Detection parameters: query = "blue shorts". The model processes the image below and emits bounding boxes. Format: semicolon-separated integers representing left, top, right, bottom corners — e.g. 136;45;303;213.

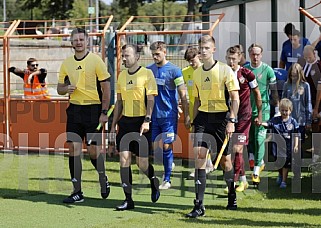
151;117;178;144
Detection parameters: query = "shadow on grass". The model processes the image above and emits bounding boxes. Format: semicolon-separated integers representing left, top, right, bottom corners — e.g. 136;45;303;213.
264;176;321;201
0;188;188;214
28;177;121;187
179;214;320;227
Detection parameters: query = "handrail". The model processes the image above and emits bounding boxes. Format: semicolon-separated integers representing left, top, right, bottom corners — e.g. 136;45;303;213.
299;7;321;27
209;13;225;34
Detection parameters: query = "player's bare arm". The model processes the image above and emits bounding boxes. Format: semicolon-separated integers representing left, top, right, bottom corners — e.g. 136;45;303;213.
178;84;191;129
227;90;239;136
279;59;285;69
57;82;75;95
270;83;280;108
313;84;321;118
110;93;123;134
193;94;201;124
99;80;111;124
252;86;263;125
140;94;155;135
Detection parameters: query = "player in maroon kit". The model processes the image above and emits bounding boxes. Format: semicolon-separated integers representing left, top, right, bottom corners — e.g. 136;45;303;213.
225;46;262;191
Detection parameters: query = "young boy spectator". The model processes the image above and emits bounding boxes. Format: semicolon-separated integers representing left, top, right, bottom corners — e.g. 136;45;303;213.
261;98;299;188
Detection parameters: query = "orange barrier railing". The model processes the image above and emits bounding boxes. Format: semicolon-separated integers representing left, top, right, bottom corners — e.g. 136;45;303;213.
299;7;321;27
116;13;225;77
1;16;114;152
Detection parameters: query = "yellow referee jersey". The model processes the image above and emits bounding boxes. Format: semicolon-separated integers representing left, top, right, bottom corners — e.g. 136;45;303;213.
59;52;110;105
192;61;239;113
116;66;158;117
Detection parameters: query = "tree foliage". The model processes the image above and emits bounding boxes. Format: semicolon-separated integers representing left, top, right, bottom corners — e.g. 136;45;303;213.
16;0;74;20
69;0;88;21
137;1;187;31
2;0;198;30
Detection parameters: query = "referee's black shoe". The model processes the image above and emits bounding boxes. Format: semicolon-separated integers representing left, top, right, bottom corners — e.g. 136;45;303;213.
63;191;84;204
226;192;237;210
100;175;110;199
150;176;160;203
186;199;205;218
116;200;135;211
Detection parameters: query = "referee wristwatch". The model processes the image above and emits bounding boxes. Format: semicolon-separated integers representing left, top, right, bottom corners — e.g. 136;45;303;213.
226;117;237;123
144;116;151;123
101;109;108;115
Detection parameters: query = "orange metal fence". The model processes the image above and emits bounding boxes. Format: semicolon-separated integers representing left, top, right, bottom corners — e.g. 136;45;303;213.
1;16;113;152
1;14;225;159
116;13;225;77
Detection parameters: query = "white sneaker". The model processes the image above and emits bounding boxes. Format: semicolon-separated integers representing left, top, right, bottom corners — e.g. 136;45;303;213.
159;181;171;190
172;162;175;171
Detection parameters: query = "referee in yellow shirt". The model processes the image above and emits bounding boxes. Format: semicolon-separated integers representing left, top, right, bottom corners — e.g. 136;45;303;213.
110;44;160;211
186;35;240;218
57;28;111;204
182;47;214;177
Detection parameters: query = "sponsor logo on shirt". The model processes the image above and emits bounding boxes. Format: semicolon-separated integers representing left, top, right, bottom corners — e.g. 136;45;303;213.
238;135;247;143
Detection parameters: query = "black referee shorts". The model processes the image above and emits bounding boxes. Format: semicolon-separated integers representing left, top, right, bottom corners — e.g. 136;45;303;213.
116;116;151;158
193;111;230;156
66;103;102;145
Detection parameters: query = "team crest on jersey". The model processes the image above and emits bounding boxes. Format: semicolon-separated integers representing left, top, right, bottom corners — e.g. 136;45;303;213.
311;70;315;76
239;76;246;84
257;73;262;80
298;86;304;95
286;123;293;131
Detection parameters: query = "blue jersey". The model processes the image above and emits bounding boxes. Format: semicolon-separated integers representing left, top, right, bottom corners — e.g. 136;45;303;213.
267;116;299;157
282;37;310;49
281;45;305;71
273;68;288;98
147;62;184;119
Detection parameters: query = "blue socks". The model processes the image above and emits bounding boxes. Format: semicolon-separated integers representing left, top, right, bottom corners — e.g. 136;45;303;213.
163;148;173;182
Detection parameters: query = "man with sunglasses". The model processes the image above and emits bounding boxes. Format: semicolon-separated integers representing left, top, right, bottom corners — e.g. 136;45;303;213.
9;58;49;99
